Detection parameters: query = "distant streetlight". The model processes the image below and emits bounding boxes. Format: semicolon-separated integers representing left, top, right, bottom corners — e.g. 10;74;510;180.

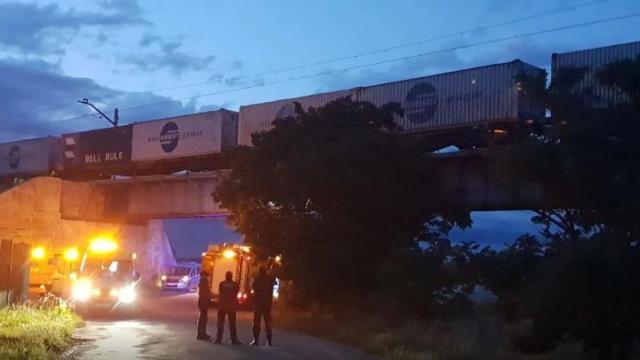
77;98;119;127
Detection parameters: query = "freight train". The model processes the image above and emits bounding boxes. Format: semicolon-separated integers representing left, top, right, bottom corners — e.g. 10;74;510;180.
1;41;638;181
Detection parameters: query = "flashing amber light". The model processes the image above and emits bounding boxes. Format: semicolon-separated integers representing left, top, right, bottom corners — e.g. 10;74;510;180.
223;249;236;259
65;247;79;262
275;255;282;264
31;246;46;260
89;237;118;253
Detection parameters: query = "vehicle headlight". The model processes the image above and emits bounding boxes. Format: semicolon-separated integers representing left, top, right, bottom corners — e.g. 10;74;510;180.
181;275;189;282
118;285;136;304
72;279;92;302
160;275;167;281
109;288;119;297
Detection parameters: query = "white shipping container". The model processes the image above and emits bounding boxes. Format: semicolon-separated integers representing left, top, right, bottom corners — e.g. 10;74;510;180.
132;111;231;162
238;90;351;146
0;137;59;177
238;60;544;146
552;41;640;108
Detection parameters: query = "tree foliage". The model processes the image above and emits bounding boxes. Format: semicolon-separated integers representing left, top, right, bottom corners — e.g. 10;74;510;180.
214;98;469;304
499;59;640;358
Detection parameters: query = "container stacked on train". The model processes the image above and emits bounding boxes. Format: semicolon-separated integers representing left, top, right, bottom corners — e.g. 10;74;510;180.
60;109;237;178
551;40;640;109
238;59;546;146
0;137;61;179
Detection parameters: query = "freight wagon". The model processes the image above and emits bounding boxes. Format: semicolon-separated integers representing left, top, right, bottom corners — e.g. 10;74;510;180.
61;125;133;179
552;41;640;109
0;137;60;180
60;109;237;179
238;59;545;148
131;109;237;174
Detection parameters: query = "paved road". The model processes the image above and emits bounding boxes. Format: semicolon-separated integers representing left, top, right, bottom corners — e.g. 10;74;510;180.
65;289;375;360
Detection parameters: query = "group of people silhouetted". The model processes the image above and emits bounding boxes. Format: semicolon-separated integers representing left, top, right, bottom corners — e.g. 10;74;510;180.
197;266;275;346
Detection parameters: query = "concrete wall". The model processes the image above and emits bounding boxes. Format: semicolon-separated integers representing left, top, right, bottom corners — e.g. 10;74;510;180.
60;171;229;223
0;177;173;287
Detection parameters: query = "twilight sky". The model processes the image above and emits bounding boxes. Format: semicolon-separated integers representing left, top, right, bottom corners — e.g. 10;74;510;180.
1;0;639;142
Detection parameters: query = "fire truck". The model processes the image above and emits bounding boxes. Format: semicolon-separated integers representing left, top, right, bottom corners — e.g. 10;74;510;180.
201;244;281;308
29;245;80;299
201;244;256;307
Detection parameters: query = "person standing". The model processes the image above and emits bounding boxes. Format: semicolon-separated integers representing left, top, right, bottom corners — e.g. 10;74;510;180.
196;270;212;340
215;271;242;345
251;266;276;346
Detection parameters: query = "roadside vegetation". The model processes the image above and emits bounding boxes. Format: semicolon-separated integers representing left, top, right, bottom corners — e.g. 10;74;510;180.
0;304;82;360
276;304;585;360
215;58;640;359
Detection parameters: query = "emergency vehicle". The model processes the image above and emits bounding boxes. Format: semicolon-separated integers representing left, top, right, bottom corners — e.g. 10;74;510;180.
201;244;282;308
70;236;140;313
29;245;80;299
201;244;255;306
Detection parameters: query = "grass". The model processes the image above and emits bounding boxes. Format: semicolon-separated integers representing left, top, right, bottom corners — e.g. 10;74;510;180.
0;304;83;360
275;305;585;360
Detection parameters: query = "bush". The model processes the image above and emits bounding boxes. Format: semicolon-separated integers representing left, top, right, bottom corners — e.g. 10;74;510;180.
0;305;82;360
275;303;585;360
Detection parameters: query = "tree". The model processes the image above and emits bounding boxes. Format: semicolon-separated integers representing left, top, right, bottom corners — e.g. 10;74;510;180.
480;234;544;321
504;59;640;358
214;98;468;304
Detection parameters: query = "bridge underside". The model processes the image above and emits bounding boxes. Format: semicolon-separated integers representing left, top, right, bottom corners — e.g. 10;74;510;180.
60;171;230;224
438;151;548;211
57;153;551;224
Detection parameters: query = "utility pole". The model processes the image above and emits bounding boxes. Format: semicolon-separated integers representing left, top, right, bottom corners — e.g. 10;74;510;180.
77;98;119;127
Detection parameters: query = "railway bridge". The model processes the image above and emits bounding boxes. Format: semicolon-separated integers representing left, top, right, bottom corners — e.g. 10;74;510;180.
0;149;549;225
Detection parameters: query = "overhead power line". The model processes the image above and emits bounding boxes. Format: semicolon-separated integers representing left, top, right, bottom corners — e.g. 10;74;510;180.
118;11;640;111
5;8;639;133
0;0;608;127
148;0;608;93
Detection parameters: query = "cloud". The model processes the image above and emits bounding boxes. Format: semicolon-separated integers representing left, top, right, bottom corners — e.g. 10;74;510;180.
0;58;118;140
98;0;144;15
0;1;148;55
123;36;215;75
106;92;199;123
316;40;469;92
314;37;559;93
207;74;224;83
139;33;162;47
231;60;243;70
0;58;216;142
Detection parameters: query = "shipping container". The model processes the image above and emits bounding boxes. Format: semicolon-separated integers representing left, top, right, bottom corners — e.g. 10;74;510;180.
0;137;60;178
131;110;236;162
238;60;544;146
238;90;351;146
61;125;133;171
552;41;640;108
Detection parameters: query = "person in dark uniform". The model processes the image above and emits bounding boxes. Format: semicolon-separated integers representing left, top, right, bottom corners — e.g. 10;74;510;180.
215;271;242;345
251;266;276;346
196;270;212;340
